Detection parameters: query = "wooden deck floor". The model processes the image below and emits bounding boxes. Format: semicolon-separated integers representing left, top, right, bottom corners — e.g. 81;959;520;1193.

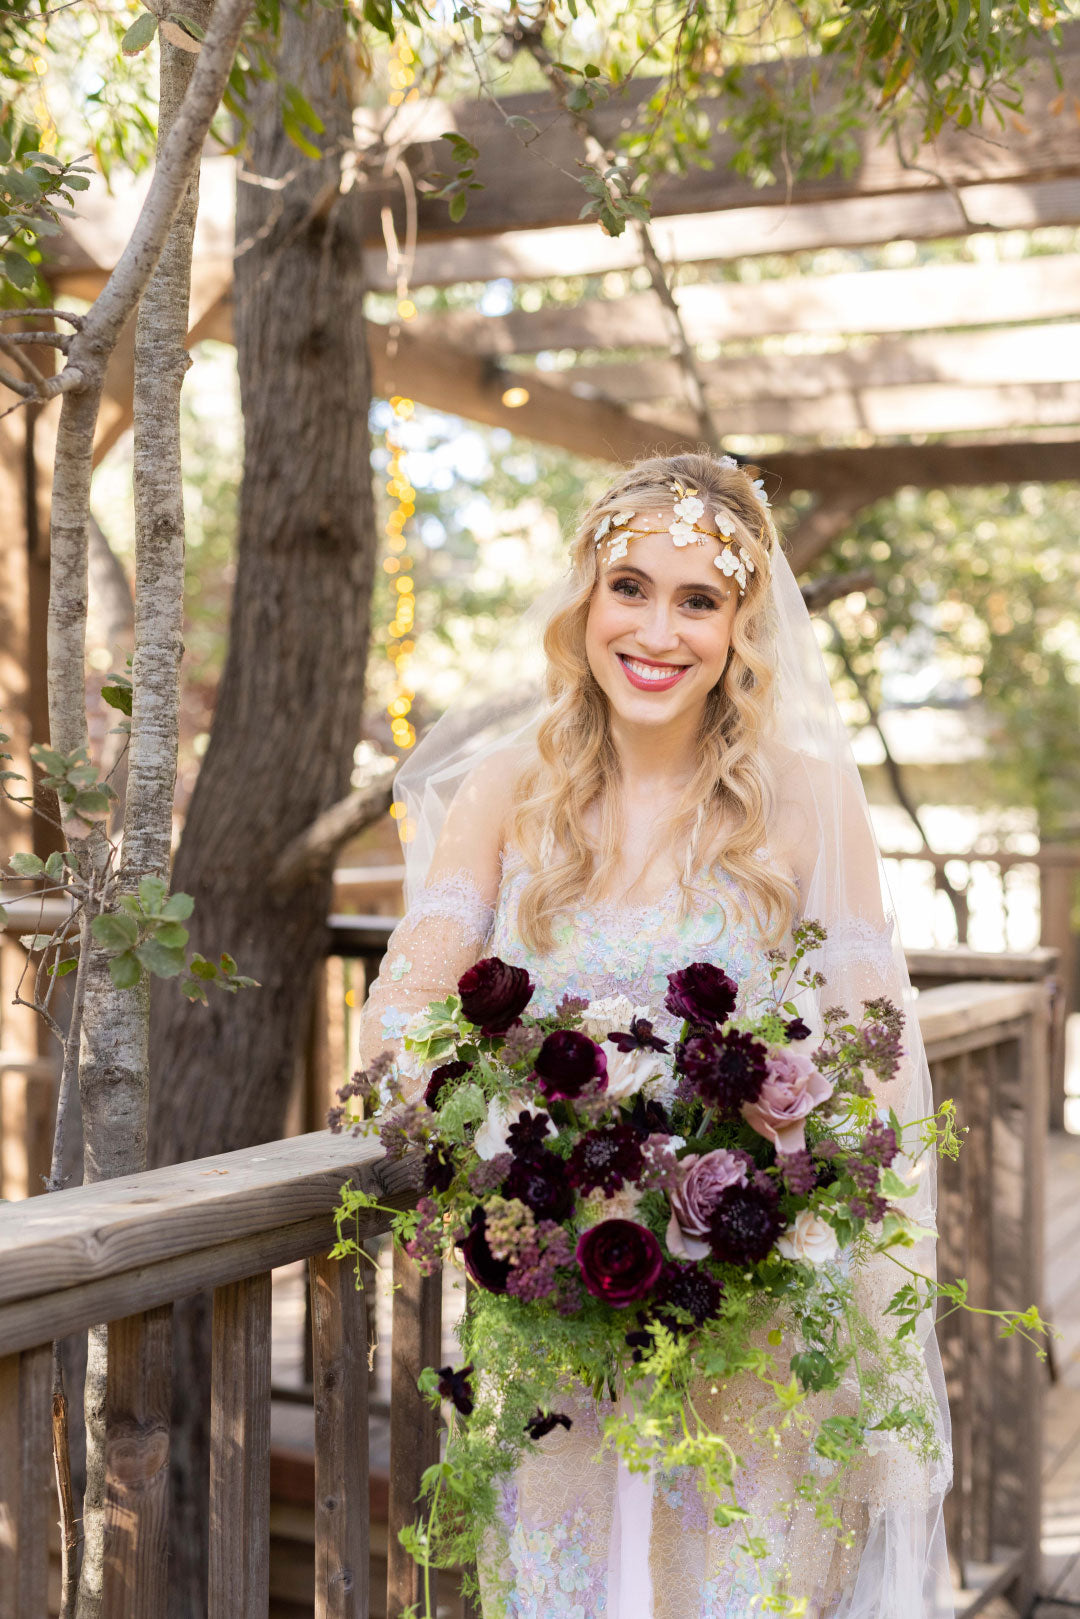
268;1125;1080;1618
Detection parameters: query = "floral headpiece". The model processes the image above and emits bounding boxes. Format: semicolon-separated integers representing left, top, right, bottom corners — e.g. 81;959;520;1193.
593;459;769;596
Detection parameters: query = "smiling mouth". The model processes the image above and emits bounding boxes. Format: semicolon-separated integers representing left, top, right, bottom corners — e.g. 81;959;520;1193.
617;653;692;691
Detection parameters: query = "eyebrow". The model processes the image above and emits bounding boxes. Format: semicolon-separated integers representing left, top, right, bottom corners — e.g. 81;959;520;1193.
604;562;728;597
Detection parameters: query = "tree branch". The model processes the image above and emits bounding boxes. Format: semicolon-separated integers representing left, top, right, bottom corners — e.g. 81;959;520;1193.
800;567;876;614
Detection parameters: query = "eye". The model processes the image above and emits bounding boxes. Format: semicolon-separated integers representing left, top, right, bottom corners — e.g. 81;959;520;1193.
610;576;642;599
684;592;721;611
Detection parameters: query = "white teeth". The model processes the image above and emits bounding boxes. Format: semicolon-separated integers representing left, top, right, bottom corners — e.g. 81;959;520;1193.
621;656;686;683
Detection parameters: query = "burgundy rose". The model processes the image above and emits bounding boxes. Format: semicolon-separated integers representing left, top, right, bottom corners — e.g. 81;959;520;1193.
708;1179;784;1267
425;1059;472;1110
459;1206;511;1293
665;963;738;1027
458;956;535;1035
504;1148;575;1223
676;1028;768;1115
576;1219;664;1309
567;1125;645;1197
533;1029;608;1101
655;1260;725;1327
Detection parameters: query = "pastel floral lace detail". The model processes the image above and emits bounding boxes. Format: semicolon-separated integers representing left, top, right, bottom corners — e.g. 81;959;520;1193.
496;1494;607;1619
820;915;897;981
406;868;496;947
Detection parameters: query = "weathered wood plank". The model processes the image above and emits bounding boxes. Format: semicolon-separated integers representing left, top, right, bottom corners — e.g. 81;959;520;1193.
209;1273;272;1619
387;1251;442;1619
418;254;1080;355
310;1252;370;1619
101;1306;173;1617
0;1344;51;1619
918;983;1047;1052
0;1129;418;1308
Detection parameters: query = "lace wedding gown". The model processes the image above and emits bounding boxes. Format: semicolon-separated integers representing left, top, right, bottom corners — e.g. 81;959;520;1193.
361;847;952;1619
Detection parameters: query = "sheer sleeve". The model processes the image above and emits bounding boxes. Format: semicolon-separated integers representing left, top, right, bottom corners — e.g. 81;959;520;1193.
358;760;508;1095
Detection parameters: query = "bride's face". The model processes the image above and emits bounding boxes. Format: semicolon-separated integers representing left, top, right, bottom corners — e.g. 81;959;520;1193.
585;524;739;729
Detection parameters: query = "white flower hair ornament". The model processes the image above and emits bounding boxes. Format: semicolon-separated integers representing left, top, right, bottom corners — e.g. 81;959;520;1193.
591;474;765;596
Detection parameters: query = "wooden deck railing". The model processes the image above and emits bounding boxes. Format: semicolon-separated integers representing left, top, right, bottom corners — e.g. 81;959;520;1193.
0;979;1049;1619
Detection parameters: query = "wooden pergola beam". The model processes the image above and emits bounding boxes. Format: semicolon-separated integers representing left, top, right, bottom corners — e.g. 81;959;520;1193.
761;435;1079;501
411;253;1080;355
363;34;1079;240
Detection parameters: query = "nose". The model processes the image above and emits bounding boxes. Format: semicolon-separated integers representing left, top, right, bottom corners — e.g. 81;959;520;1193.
633;597;682;654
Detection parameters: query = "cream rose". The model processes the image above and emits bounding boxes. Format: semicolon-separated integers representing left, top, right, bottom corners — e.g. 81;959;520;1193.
599;1041;665;1103
776;1209;839;1266
579;994;648;1044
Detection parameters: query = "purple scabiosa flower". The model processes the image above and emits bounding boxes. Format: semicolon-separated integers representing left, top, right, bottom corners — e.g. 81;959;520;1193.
576;1220;664;1308
676;1028;768;1115
437;1363;475;1416
607;1016;669;1055
459;1206;511;1293
566;1125;645;1197
458;957;535;1035
778;1149;818;1196
654;1260;725;1328
533;1029;608;1101
425;1059;472;1110
525;1410;573;1441
708;1180;784;1266
665;963;738;1027
468;1152;512;1195
504;1148;575;1222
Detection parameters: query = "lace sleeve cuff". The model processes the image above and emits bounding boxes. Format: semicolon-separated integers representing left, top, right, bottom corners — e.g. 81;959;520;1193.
404;868;496;948
821;915;898;982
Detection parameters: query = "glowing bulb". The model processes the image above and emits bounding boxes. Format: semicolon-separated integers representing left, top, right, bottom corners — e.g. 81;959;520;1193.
501;386;530;408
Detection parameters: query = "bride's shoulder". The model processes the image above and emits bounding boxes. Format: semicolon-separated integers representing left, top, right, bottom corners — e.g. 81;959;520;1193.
441;742;536;862
763;744;873;870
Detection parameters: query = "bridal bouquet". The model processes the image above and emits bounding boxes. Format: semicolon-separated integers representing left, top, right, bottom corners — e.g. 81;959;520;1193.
330;923;1047;1618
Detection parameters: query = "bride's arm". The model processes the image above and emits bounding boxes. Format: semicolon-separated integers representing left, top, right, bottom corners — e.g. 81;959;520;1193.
357;762;512;1092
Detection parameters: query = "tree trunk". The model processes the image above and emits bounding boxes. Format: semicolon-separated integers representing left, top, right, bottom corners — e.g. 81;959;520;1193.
148;7;375;1609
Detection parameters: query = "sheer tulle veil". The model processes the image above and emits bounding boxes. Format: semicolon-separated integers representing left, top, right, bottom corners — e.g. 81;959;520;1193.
392;527;955;1618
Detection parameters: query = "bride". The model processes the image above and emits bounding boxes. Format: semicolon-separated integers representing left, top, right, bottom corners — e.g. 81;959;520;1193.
359;451;953;1618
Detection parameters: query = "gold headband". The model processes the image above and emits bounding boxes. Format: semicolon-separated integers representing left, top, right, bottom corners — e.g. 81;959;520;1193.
593;475;766;596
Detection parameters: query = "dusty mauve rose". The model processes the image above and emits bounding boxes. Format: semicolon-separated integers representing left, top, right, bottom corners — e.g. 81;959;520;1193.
533;1030;607;1101
665;963;738;1027
776;1208;840;1266
576;1219;664;1308
458;957;534;1034
741;1047;834;1154
666;1149;751;1260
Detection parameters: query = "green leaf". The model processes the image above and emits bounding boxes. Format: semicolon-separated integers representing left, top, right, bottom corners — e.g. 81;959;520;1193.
8;851;45;877
19;933;53;951
0;903;6;925
189;953;218;981
101;683;133;715
30;745;69;776
44;851;66;880
48;957;79;978
71;789;111;817
219;951;237;975
121;12;159;54
62;174;91;191
181;977;208;1003
153;921;189;949
168;12;206;39
506;116;540;140
160;891;195;921
92;913;139;951
3;252;36;291
109;950;142;989
138;875;168;915
448;191;467;223
135;937;186;978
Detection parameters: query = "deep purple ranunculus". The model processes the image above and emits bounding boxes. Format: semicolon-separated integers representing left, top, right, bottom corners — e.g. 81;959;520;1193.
459;1206;511;1293
654;1260;725;1327
567;1125;645;1197
676;1027;768;1115
524;1409;573;1441
785;1017;812;1043
425;1059;472;1110
707;1179;784;1266
533;1029;607;1101
665;963;738;1027
437;1363;475;1415
422;1139;457;1194
504;1148;575;1222
606;1016;669;1055
576;1219;664;1309
458;957;535;1035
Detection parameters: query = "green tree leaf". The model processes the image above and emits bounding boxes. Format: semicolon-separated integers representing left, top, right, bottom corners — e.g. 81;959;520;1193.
8;851;45;876
109;951;142;989
92;913;139;951
160;891;195;921
121;12;159;55
138;875;168;914
135;937;186;978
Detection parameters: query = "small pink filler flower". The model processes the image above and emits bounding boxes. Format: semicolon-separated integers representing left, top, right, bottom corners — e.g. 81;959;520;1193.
666;1149;750;1261
741;1048;833;1154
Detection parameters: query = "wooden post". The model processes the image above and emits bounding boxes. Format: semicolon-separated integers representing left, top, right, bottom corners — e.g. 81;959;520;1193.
209;1272;271;1618
1040;857;1077;1131
310;1251;371;1619
387;1250;442;1619
101;1305;173;1617
0;1344;51;1619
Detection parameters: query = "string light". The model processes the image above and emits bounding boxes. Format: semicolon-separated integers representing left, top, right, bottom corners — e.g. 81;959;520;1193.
383;398;417;773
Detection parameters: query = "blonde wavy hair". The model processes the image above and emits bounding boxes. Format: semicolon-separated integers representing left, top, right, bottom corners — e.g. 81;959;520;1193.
509;451;799;954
